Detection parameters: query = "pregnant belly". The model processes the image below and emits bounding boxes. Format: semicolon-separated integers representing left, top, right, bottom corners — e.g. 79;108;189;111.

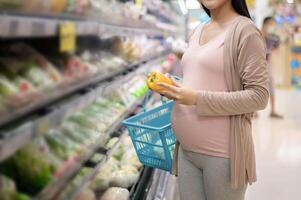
171;103;230;152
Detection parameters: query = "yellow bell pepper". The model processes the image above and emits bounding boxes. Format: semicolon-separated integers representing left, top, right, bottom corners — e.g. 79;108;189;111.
146;71;174;92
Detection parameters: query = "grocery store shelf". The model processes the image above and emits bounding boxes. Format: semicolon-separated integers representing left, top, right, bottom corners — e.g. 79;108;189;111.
0;50;171;162
35;99;145;200
0;49;170;129
57;93;159;200
66;132;128;200
0;12;172;38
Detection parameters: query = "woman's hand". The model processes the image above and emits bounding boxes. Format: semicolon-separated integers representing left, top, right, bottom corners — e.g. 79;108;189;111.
157;79;198;105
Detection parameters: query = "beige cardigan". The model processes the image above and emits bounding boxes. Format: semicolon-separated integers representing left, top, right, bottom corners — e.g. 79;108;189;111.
172;16;269;189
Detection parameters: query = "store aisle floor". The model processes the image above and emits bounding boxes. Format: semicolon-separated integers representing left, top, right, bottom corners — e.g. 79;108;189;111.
246;89;301;200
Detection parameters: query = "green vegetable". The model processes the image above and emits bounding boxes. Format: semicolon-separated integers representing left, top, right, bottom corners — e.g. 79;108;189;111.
0;75;18;97
22;63;54;89
0;142;53;195
61;122;91;145
0;174;17;200
14;193;31;200
44;129;81;160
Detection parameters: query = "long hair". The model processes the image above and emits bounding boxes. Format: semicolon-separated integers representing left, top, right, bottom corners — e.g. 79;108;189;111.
201;0;251;19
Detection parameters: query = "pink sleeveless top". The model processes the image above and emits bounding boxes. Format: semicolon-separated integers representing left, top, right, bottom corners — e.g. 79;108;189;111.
171;24;230;158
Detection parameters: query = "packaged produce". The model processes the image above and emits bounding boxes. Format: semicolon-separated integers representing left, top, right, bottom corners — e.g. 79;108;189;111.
14;193;31;200
120;151;142;170
90;157;119;191
65;0;91;15
22;62;56;90
50;0;67;13
47;149;64;173
0;75;19;97
0;141;53;195
91;134;142;192
90;169;110;192
44;129;82;160
0;174;17;200
69;112;107;133
100;187;130;200
146;71;174;92
22;0;49;12
74;188;96;200
110;169;139;188
0;0;22;10
3;43;63;88
61;121;92;145
14;76;37;94
111;143;125;161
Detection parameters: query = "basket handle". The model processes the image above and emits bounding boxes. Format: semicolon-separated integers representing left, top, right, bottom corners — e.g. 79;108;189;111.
142;90;165;112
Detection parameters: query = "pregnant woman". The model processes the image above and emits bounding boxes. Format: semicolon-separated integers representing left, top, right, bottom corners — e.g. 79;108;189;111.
158;0;269;200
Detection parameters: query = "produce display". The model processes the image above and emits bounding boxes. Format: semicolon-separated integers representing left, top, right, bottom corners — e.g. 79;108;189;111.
0;139;54;196
100;187;130;200
0;72;148;198
0;174;30;200
0;0;179;29
0;37;164;118
89;132;142;199
74;187;96;200
90;134;142;192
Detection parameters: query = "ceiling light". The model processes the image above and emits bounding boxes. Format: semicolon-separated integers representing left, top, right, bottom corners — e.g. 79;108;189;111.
178;0;188;15
186;0;200;9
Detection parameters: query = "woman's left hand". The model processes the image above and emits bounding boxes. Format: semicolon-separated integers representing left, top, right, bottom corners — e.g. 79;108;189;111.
157;80;198;105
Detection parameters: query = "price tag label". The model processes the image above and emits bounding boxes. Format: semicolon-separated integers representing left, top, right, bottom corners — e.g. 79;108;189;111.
135;0;142;7
246;0;255;7
59;21;76;52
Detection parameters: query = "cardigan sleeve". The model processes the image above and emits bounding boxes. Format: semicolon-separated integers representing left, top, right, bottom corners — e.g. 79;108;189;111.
196;32;269;116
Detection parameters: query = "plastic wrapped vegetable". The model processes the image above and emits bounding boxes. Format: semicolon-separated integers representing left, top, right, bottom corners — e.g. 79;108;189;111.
44;129;82;160
0;0;22;9
61;121;92;145
0;75;19;97
0;174;17;200
121;149;142;170
100;187;130;200
0;142;53;195
22;63;55;90
90;169;110;191
111;143;125;161
74;188;96;200
90;157;119;191
110;170;139;188
14;193;31;200
69;112;107;133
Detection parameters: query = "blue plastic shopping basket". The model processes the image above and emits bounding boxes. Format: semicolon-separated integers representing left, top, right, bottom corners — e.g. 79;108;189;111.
122;92;176;172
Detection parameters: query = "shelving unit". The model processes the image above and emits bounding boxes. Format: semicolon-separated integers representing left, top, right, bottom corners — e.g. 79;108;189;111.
0;1;183;199
0;12;175;38
35;98;144;200
0;50;170;162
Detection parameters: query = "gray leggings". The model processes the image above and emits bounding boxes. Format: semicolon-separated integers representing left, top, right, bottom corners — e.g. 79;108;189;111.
178;146;247;200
